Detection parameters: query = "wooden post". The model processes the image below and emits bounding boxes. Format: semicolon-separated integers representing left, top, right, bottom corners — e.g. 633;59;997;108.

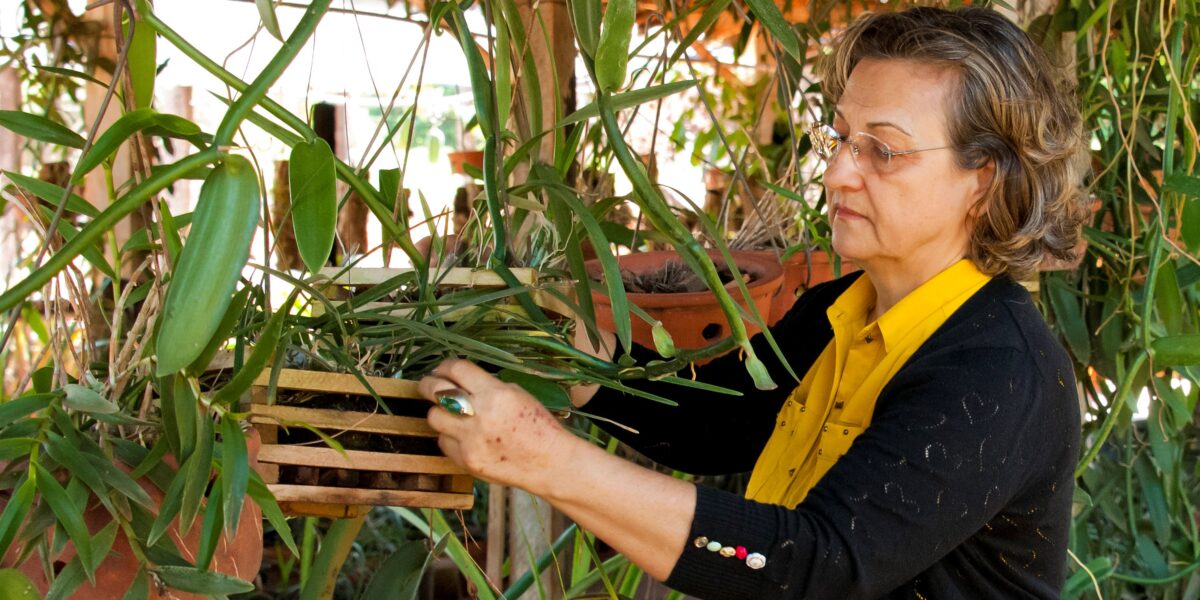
0;67;22;297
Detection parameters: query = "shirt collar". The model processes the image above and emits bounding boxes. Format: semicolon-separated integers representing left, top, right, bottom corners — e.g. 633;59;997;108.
875;259;992;352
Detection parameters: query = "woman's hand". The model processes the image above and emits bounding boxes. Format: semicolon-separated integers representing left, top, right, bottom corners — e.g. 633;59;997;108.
418;359;578;494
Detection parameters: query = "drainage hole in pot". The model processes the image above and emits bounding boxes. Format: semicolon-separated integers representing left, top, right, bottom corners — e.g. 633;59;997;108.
702;323;724;340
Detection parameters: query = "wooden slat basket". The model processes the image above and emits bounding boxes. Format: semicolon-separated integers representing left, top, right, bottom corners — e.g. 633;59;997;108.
249;368;473;518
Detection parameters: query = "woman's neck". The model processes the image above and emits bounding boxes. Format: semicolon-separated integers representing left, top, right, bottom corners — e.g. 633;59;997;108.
863;254;966;319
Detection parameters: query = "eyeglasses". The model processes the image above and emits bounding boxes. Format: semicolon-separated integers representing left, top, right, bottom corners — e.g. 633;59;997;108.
808;123;951;176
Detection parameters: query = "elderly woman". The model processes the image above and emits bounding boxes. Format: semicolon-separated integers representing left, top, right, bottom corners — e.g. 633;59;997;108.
418;6;1087;599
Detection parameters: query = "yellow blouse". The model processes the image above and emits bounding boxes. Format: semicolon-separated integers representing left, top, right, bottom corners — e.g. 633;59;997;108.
745;259;992;507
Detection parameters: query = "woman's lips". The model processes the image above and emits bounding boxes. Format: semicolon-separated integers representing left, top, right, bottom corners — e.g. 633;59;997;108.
834;205;865;220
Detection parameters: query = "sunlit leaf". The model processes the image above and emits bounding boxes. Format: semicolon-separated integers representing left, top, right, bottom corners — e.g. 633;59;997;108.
289;138;337;273
0;110;85;149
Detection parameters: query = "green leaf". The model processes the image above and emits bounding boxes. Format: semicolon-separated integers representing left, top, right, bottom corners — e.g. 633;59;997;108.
156;156;260;375
0;394;53;429
1045;275;1091;362
187;286;252;377
33;204;117;280
0;438;37;462
569;0;602;57
74;109;202;182
256;0;284;40
152;566;254;595
220;415;249;536
288;138;337;273
62;384;119;414
211;298;290;407
0;569;38;600
247;473;298;556
742;0;803;62
448;6;495;138
35;468;95;581
668;0;732;66
650;322;677;358
35;65;108;87
559;80;697;127
121;569;150;600
3;171;99;218
1183;196;1200;253
0;474;36;561
359;539;438;600
147;462;189;546
594;0;635;92
0;110;85;149
1151;334;1200;366
1153;259;1183;335
44;433;109;501
81;452;156;511
44;556;86;600
1163;172;1200;198
178;417;215;536
127;16;157;109
196;472;225;570
498;370;571;413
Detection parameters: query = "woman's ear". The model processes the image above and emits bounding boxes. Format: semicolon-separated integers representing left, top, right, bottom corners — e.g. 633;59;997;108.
968;160;997;220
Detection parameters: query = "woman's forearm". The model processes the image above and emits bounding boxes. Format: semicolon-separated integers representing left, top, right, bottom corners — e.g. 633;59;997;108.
535;435;696;581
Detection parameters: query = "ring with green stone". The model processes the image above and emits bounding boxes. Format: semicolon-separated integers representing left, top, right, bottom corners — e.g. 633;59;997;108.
435;388;475;417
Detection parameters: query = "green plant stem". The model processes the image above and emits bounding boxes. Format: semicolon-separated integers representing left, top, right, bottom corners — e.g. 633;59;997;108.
502;523;578;598
135;1;425;268
593;90;774;389
0;150;218;314
1110;556;1200;585
212;0;332;146
1074;351;1148;478
298;516;365;600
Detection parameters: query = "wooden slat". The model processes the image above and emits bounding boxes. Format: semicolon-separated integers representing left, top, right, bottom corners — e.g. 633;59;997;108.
248;404;437;437
278;501;372;519
318;266;537;287
268;484;474;510
252;369;422;399
258;445;467;475
448;475;474;494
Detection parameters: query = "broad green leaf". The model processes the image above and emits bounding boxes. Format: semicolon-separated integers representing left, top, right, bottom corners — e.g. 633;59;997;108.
127;17;157;109
256;0;284;40
559;80;697;127
1045;275;1091;362
220;414;249;536
0;110;85;149
62;384;119;414
448;7;495;138
1183;196;1200;253
74;109;202;182
152;566;254;595
0;568;38;600
156;156;260;375
35;468;94;581
1153;259;1183;335
1163;172;1200;197
289;138;337;273
159;374;199;463
742;0;803;62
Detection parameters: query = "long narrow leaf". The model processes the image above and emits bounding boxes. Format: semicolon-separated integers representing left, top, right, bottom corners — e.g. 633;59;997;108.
0;110;85;148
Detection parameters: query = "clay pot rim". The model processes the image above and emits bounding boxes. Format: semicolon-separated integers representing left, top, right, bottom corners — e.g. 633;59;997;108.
586;250;784;309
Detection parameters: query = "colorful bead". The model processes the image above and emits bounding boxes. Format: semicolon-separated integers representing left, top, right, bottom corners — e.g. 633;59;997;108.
735;546;748;560
746;553;767;570
706;541;722;552
693;536;709;548
719;546;736;558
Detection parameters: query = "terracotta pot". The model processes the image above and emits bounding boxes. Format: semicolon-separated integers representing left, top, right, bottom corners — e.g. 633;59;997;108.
447;150;484;176
586;250;784;350
768;250;850;325
11;434;265;600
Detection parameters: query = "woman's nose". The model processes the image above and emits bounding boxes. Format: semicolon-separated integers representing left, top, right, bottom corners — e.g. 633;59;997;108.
821;143;865;192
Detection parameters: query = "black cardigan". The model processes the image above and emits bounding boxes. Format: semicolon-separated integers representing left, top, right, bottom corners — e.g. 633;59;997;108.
585;274;1081;599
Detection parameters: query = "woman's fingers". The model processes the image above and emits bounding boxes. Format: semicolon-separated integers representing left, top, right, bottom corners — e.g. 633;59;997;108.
432;359;506;394
418;373;459;403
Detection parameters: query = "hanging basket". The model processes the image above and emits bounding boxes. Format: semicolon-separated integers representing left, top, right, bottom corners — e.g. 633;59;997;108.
249;369;473;518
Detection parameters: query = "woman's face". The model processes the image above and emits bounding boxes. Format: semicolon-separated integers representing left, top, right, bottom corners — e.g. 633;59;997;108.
824;58;992;279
